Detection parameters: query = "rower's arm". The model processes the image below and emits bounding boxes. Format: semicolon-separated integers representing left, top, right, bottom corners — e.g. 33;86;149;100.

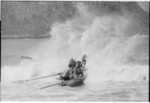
74;64;78;70
69;67;74;77
61;68;69;77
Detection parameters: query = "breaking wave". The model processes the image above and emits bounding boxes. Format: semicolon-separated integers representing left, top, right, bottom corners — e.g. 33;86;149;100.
2;3;149;84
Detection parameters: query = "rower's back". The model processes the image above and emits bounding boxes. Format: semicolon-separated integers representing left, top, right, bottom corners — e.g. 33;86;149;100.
61;58;77;80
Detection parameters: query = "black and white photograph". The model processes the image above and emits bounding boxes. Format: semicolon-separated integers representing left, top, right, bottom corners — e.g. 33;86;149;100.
1;1;149;101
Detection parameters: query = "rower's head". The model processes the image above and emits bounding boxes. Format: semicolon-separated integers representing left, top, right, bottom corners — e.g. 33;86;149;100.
69;58;76;68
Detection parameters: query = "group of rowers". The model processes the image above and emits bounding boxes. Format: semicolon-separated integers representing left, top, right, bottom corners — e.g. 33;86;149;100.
59;55;87;81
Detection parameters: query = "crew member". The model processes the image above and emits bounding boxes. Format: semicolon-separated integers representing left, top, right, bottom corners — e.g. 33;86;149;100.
60;58;76;80
73;61;84;78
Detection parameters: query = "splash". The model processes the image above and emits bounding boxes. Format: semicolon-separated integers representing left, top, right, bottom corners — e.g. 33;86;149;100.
2;3;149;84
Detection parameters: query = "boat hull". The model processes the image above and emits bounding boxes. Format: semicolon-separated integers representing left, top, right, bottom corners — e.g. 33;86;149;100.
60;76;86;87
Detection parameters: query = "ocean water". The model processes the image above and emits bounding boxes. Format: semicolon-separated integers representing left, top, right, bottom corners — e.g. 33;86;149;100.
1;80;148;101
1;39;149;101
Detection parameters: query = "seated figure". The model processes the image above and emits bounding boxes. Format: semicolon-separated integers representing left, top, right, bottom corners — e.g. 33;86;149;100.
73;61;84;78
60;58;76;80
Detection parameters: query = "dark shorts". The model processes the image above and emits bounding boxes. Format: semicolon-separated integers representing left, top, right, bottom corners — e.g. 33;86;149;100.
61;76;70;80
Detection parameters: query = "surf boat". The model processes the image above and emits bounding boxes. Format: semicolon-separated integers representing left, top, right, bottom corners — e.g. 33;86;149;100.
59;75;87;87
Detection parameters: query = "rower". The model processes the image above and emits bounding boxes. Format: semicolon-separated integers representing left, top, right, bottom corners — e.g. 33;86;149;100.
73;61;84;78
60;58;76;80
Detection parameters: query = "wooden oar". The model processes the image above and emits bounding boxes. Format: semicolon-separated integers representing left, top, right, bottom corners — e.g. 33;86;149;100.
25;73;62;82
40;83;62;89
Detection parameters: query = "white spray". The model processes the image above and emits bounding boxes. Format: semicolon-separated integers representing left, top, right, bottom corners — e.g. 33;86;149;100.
1;3;149;84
